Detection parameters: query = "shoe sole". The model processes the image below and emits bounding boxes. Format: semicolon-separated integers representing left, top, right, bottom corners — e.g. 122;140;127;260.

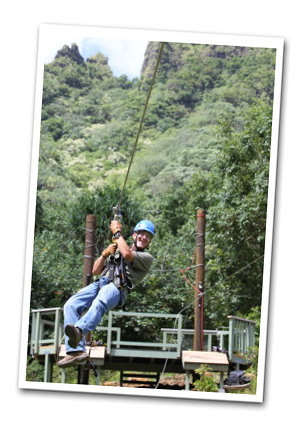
57;353;88;368
65;324;81;348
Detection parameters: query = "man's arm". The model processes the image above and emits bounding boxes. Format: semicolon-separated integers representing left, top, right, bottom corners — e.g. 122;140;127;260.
92;255;106;276
92;243;117;276
115;235;135;263
110;220;135;263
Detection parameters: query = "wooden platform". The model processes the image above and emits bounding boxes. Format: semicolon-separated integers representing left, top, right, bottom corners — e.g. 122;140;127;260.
182;351;229;371
59;345;105;365
182;351;229;392
30;308;255;387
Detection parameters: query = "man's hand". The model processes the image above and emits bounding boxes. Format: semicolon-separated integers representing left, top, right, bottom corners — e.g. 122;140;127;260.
101;243;117;259
110;220;122;234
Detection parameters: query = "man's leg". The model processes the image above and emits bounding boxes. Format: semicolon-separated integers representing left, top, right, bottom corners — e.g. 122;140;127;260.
63;280;100;353
58;281;101;368
75;281;121;335
58;279;121;368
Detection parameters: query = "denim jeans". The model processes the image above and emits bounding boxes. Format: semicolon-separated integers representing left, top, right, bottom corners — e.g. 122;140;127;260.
63;277;123;353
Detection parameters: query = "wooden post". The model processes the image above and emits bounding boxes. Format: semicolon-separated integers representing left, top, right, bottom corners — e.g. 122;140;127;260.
193;209;205;351
82;214;96;287
79;214;96;385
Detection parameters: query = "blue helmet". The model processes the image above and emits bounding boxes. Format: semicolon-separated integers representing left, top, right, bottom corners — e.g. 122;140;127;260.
133;220;156;236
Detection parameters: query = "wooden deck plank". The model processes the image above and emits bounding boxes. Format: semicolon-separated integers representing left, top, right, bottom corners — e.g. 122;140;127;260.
182;351;229;392
183;351;228;365
59;345;105;363
182;351;229;371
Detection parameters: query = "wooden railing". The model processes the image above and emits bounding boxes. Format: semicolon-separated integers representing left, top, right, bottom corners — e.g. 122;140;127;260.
30;307;63;356
30;309;256;369
30;308;63;382
105;311;183;359
227;316;256;365
162;327;230;352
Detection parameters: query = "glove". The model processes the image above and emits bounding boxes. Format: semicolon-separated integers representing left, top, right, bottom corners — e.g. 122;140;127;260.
102;243;117;258
110;220;122;234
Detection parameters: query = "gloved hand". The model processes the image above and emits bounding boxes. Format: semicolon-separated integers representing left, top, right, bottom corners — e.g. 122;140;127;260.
110;220;122;234
102;243;117;258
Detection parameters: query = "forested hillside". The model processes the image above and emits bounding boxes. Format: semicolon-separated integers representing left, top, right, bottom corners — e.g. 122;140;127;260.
32;41;276;335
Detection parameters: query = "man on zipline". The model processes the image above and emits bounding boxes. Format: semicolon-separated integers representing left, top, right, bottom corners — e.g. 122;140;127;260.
57;219;155;368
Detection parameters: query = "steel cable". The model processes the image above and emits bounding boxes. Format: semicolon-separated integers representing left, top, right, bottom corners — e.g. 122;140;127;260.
117;42;165;211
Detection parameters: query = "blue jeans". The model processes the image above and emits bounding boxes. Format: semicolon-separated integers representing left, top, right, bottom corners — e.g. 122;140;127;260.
63;277;123;353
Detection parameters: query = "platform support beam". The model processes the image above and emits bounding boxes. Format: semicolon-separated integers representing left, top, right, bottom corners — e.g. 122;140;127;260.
82;214;96;287
44;354;52;383
194;209;205;351
79;214;96;385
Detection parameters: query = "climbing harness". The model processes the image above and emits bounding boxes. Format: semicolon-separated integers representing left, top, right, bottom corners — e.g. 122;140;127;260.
103;206;133;291
101;251;130;290
100;229;133;308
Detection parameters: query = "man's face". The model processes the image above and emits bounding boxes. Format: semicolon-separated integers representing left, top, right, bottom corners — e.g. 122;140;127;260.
132;230;152;250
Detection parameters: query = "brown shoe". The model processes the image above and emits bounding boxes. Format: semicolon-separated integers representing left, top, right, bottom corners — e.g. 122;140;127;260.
57;351;88;368
65;324;83;348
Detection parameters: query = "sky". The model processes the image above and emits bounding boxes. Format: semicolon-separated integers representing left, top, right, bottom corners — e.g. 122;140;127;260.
44;36;148;80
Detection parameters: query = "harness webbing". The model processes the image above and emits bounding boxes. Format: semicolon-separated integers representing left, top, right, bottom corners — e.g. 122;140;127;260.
101;251;129;289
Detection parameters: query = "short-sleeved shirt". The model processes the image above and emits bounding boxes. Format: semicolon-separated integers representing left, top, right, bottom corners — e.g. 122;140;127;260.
125;251;153;286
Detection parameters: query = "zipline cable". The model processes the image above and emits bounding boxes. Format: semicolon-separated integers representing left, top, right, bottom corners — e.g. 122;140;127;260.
117;42;165;212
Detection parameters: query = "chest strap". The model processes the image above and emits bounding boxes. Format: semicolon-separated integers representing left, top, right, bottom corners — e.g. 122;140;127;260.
101;251;130;290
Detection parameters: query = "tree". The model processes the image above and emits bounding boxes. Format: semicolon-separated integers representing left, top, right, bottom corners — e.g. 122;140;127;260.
31;185;144;310
68;185;144;254
201;100;272;323
32;42;277;329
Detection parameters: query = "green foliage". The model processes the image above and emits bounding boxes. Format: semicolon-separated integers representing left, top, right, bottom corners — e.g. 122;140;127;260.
26;357;44;382
202;101;272;322
225;346;258;395
30;185;144;310
68;185;144;253
236;306;261;343
31;224;83;308
193;364;219;392
32;41;276;339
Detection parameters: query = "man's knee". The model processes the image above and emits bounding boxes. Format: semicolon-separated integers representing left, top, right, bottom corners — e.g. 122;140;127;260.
63;294;76;314
97;283;120;311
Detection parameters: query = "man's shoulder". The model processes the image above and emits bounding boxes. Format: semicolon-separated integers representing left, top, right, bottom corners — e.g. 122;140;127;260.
138;250;153;258
132;250;153;268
